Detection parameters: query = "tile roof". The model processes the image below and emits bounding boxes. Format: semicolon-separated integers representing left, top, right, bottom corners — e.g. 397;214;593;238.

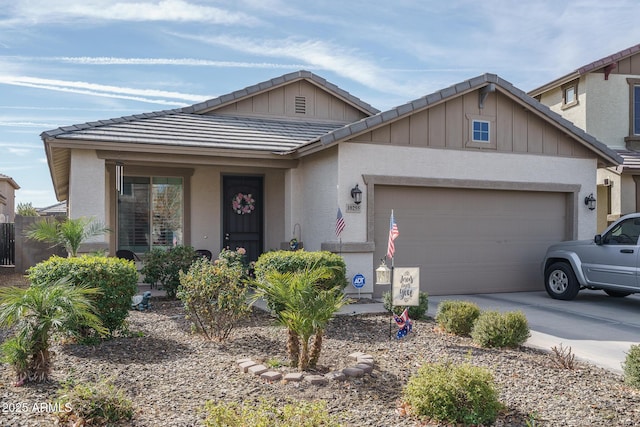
615;149;640;170
43;113;344;153
312;73;623;166
529;42;640;96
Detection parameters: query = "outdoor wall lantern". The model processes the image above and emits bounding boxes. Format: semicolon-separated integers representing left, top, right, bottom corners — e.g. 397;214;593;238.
350;184;362;204
584;193;596;211
115;162;124;195
375;259;391;285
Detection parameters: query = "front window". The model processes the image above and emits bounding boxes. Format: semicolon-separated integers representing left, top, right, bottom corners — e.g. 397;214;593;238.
118;176;183;252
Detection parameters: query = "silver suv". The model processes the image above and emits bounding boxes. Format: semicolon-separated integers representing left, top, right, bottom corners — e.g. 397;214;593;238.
542;213;640;300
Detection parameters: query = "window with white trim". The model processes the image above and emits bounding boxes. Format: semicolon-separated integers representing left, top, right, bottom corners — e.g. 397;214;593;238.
472;120;490;143
561;81;579;109
633;85;640;135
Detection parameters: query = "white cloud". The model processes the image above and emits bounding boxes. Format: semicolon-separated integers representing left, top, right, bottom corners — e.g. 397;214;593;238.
0;75;209;106
9;56;308;69
5;0;259;26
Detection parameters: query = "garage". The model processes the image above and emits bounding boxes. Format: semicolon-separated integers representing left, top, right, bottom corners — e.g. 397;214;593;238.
373;185;570;296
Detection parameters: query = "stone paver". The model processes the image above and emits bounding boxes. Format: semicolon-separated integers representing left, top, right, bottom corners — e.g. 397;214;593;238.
261;371;283;381
248;364;268;375
239;360;257;373
237;352;376;385
342;367;364;377
283;372;304;382
304;374;328;385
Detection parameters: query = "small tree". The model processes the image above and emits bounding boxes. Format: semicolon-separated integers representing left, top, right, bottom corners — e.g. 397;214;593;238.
26;216;110;257
16;202;39;216
253;267;347;371
0;277;106;384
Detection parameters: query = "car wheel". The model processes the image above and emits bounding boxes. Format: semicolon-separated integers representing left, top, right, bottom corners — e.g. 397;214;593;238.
604;290;631;298
545;262;579;300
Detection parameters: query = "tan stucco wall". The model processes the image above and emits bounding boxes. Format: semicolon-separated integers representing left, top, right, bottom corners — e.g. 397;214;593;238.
584;74;629;149
0;181;15;222
68;149;107;248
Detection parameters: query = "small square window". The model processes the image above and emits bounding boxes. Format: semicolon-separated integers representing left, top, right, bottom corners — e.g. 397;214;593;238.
561;81;579;109
472;120;490;142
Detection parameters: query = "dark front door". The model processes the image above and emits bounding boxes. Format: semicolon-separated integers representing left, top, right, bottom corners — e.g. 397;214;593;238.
223;175;263;263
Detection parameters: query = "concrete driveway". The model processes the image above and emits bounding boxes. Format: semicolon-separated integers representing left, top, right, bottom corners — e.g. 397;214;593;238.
426;290;640;374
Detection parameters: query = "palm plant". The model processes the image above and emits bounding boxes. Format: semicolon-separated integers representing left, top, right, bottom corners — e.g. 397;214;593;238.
0;277;106;384
254;267;347;371
26;216;110;257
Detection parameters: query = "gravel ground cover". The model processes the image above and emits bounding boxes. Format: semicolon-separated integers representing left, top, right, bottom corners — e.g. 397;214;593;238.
1;272;640;426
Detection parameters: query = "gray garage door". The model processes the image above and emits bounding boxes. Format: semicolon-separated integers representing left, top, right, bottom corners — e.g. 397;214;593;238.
374;185;568;297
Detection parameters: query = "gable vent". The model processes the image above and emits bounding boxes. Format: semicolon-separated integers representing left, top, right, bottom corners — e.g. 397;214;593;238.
295;96;306;114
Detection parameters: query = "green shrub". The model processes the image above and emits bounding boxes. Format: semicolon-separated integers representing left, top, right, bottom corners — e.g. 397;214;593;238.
435;300;481;336
623;344;640;388
56;378;133;425
471;310;530;348
254;250;347;291
382;291;429;320
27;256;137;337
141;245;197;298
203;398;341;427
178;255;251;341
403;361;502;425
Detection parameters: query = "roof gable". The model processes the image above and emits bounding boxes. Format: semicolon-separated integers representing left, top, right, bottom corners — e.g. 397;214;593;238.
529;43;640;96
309;73;622;167
185;70;379;120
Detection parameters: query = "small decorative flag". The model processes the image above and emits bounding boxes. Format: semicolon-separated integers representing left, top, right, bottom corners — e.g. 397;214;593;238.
336;208;345;237
387;210;399;259
394;308;412;339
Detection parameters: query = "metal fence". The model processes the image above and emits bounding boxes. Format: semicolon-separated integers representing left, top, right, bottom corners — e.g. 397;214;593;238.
0;223;15;266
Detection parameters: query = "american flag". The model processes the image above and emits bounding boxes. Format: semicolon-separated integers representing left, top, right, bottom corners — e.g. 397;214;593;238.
394;308;412;339
336;208;345;237
387;210;399;259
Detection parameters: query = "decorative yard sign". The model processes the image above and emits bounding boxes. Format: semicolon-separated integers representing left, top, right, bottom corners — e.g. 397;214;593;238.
392;267;420;306
352;273;365;289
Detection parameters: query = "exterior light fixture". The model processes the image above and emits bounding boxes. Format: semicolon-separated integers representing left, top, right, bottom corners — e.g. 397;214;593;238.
350;184;362;204
375;259;391;285
115;162;124;195
584;193;596;211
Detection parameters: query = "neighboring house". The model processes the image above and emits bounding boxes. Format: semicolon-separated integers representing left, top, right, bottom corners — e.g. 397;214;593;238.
0;173;19;223
529;43;640;231
36;201;67;217
41;71;621;297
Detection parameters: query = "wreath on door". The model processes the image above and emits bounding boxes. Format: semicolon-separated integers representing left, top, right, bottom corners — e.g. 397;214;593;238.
232;193;255;215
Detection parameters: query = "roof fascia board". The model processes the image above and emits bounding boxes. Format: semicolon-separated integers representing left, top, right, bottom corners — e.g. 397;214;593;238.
96;150;298;169
528;72;581;97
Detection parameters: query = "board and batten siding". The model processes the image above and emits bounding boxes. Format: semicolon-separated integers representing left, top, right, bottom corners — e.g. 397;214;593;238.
211;80;368;123
350;90;593;158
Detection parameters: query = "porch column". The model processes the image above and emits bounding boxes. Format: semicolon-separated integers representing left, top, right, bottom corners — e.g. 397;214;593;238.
68;149;108;254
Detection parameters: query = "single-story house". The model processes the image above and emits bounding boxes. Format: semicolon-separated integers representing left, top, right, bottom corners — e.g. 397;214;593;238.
41;71;622;297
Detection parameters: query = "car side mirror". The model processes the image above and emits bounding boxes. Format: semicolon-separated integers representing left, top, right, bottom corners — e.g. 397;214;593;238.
594;234;602;245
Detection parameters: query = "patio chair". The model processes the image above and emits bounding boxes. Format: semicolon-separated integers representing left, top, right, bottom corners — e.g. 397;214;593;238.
116;249;141;262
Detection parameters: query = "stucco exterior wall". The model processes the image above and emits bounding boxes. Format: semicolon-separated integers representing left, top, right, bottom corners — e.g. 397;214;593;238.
583;73;629;149
538;78;587;131
340;143;597;239
68;149;107;248
294;147;339;251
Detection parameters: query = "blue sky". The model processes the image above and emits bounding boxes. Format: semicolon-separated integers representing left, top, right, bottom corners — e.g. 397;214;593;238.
2;0;640;208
